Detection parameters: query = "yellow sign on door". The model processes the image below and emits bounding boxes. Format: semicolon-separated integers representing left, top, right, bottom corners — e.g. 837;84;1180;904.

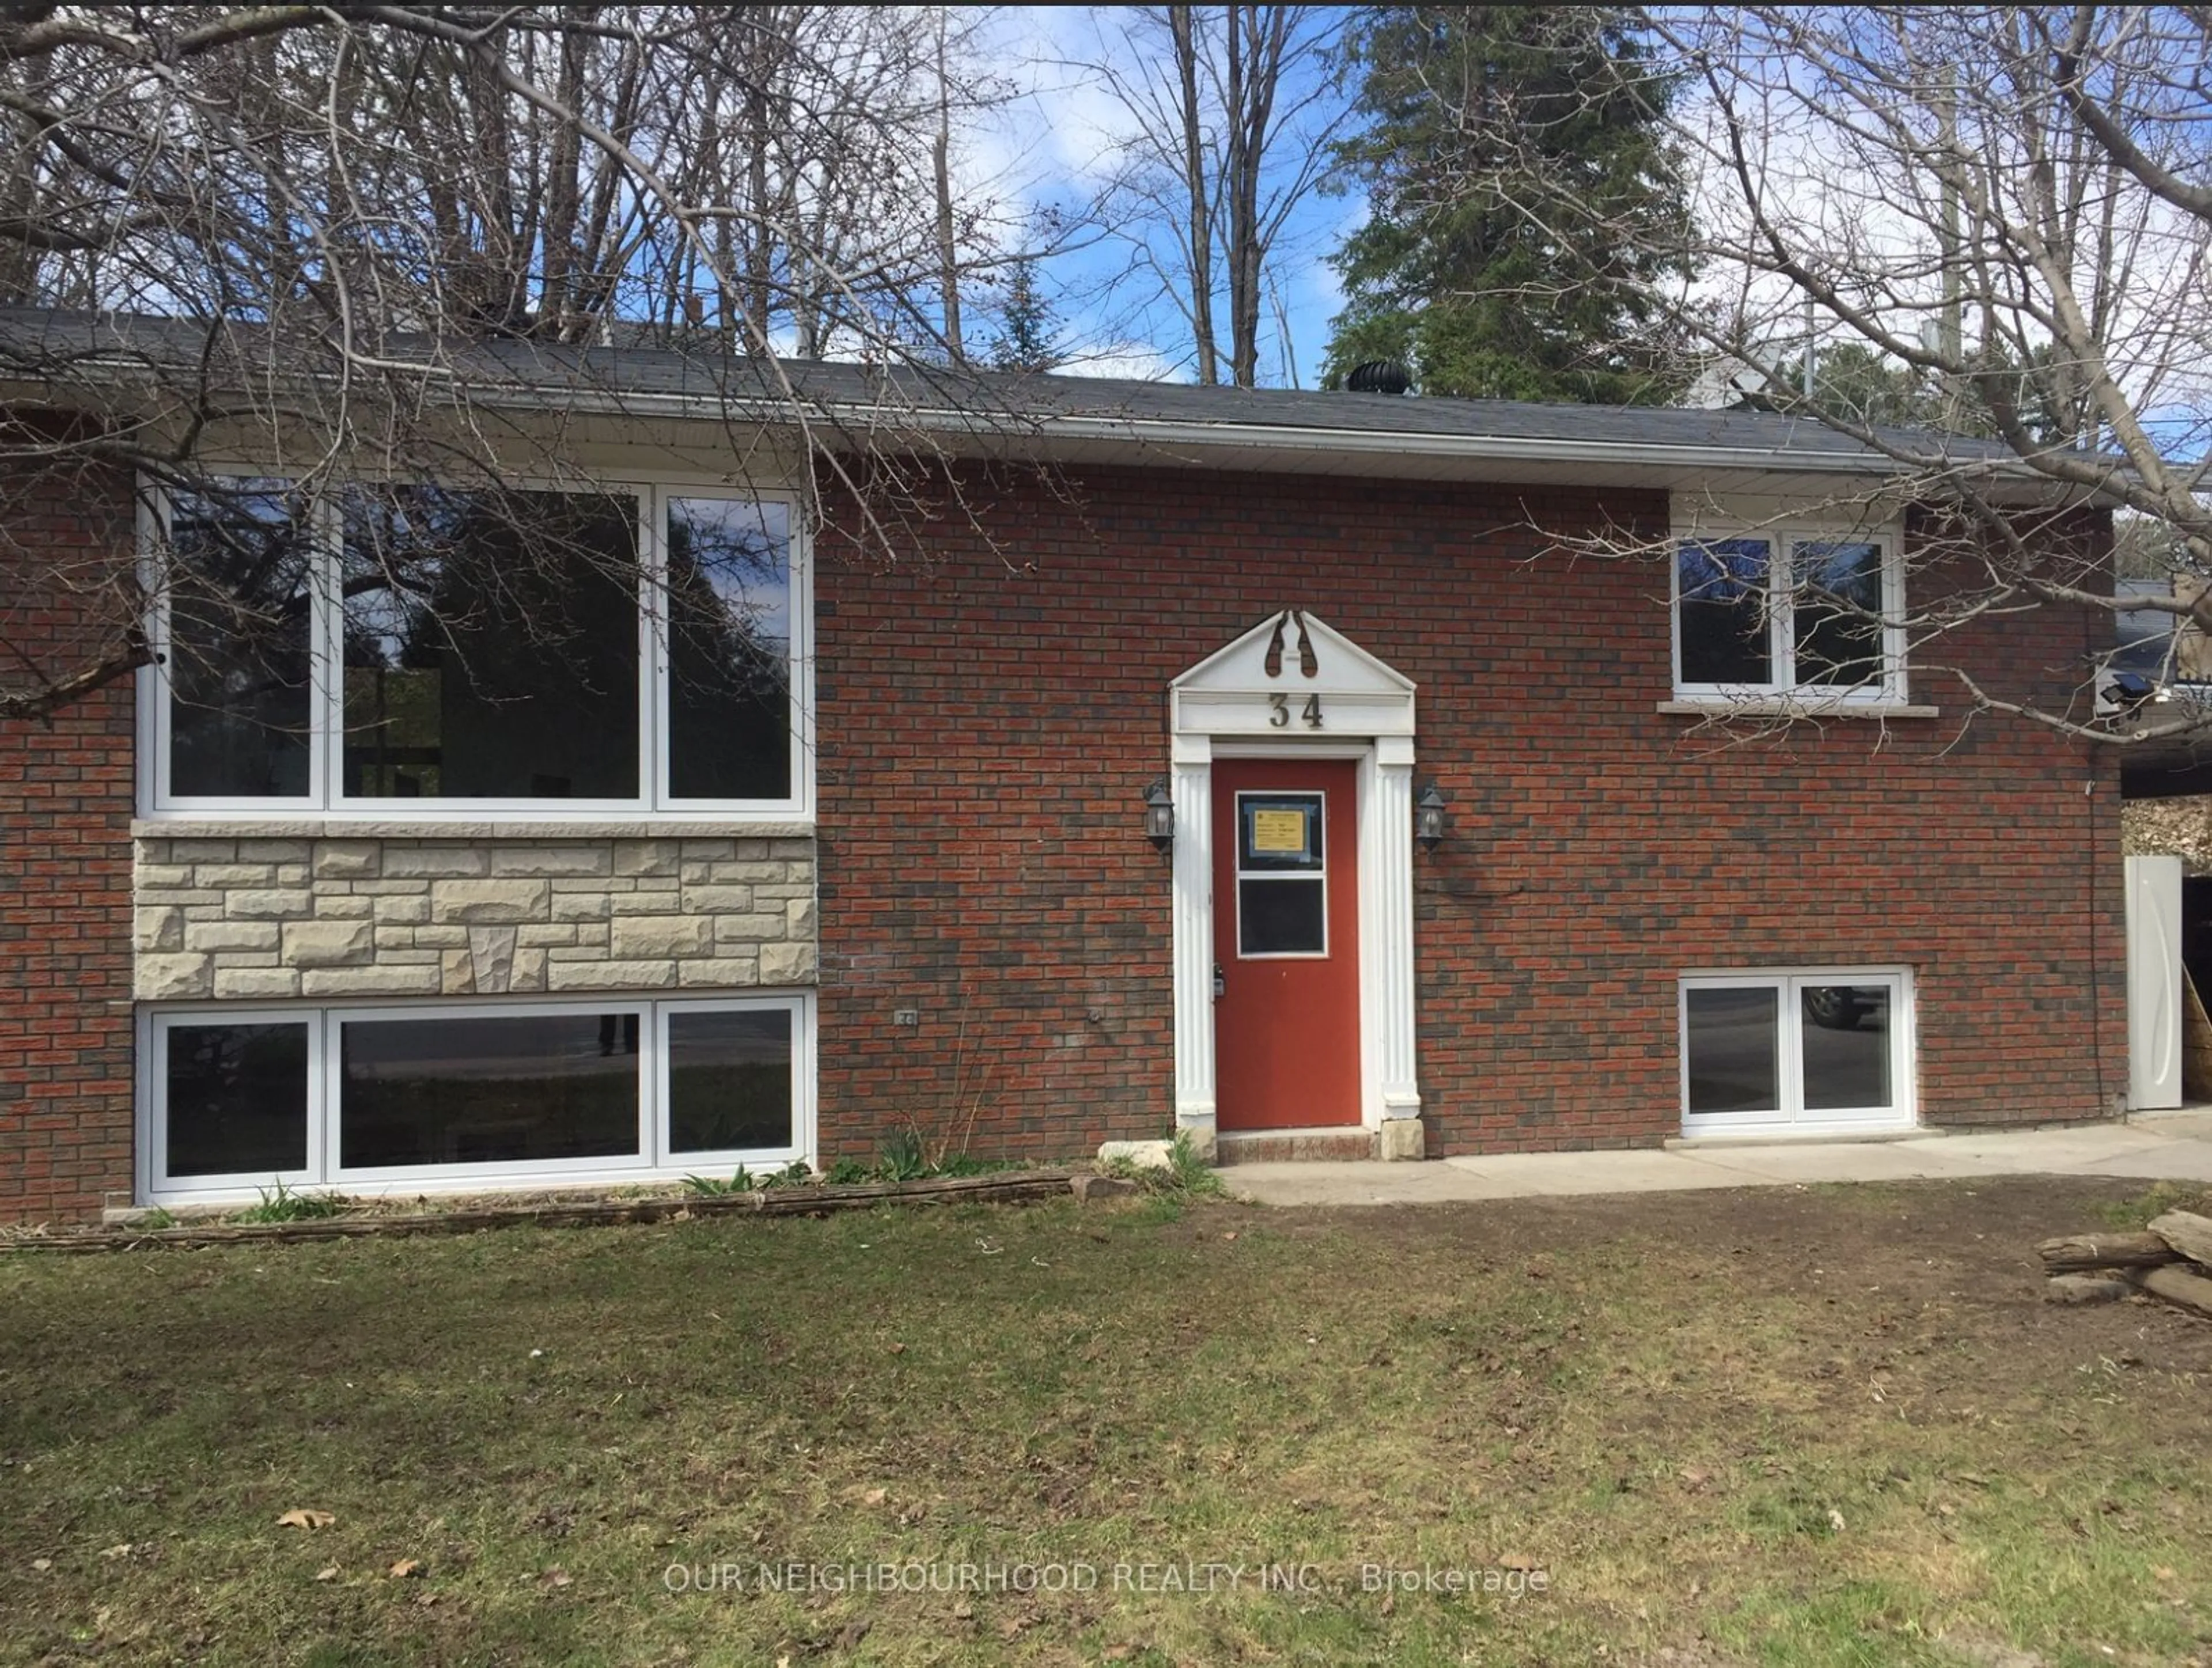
1251;808;1306;853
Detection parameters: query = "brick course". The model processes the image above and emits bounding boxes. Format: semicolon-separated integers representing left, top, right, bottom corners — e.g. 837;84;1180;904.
813;466;2126;1165
0;468;137;1220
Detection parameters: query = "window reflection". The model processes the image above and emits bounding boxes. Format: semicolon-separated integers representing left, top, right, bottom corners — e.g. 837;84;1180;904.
1793;541;1884;688
340;487;640;799
1677;537;1773;684
1800;984;1893;1109
166;482;315;798
164;1021;309;1176
338;1013;641;1169
666;497;792;801
1684;986;1780;1114
667;1009;794;1153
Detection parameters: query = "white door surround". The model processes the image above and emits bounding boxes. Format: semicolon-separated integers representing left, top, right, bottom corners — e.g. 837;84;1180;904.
1166;611;1423;1160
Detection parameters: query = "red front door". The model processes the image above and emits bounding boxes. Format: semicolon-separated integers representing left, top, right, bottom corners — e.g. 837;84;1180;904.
1212;759;1361;1129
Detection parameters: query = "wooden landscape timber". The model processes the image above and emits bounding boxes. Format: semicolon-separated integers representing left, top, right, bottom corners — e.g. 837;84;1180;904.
0;1170;1084;1254
2037;1209;2212;1317
2034;1230;2180;1273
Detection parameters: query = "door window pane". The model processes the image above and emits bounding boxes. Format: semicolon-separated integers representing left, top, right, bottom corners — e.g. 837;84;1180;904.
166;483;314;797
1677;537;1772;684
338;1013;642;1169
164;1021;309;1176
668;1009;794;1152
1684;986;1780;1114
341;488;640;799
666;498;793;800
1238;795;1323;870
1793;541;1884;688
1240;879;1326;955
1801;984;1894;1109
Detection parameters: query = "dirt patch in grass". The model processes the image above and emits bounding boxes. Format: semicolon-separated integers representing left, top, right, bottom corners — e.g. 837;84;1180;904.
2;1176;2210;1666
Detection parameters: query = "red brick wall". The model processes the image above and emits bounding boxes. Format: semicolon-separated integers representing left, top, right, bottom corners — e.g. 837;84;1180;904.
815;466;2125;1162
0;463;138;1220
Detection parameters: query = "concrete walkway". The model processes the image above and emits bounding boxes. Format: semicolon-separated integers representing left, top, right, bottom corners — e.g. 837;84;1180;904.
1222;1108;2212;1207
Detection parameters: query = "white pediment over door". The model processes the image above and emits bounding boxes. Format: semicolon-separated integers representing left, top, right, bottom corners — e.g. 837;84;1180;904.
1170;609;1416;738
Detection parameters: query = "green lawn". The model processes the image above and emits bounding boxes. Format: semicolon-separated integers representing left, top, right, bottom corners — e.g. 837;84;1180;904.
3;1177;2210;1666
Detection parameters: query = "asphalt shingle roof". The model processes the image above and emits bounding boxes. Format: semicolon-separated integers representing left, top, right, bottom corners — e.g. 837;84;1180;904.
0;307;2029;472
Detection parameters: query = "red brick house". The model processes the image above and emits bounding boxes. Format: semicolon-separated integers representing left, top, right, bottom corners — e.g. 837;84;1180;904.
0;324;2126;1220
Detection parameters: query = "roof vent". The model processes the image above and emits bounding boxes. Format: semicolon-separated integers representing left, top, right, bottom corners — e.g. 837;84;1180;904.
1344;360;1411;395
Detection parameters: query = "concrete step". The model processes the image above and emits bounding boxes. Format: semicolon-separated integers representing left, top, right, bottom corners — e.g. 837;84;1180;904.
1217;1127;1375;1165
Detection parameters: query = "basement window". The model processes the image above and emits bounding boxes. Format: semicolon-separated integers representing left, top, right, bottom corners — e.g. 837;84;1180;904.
141;995;812;1203
1678;969;1915;1137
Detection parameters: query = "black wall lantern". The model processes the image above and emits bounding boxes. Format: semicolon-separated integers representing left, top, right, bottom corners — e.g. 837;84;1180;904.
1143;781;1175;856
1415;782;1448;854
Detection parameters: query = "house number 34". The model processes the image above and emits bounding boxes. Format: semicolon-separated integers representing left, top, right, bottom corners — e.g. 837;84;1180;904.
1268;693;1324;729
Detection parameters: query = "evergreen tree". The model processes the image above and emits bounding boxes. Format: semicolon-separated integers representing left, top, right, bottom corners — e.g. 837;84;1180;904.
987;255;1064;374
1323;6;1691;404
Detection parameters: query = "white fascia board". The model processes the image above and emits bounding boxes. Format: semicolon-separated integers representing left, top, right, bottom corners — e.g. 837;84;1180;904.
524;389;2089;499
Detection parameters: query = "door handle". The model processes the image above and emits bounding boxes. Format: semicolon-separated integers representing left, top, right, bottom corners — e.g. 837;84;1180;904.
1213;962;1226;1000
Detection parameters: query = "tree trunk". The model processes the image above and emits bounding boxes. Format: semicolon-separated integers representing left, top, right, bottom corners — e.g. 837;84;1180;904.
931;12;964;364
1170;5;1218;385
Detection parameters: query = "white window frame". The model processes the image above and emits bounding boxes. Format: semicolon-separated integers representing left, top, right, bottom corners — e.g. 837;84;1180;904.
136;991;816;1205
655;997;816;1172
1669;516;1907;706
144;1007;326;1196
137;475;813;822
1677;966;1916;1138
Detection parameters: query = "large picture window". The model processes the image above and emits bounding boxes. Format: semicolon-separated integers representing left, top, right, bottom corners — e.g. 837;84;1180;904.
142;996;813;1203
1672;521;1904;702
142;479;808;816
1679;969;1914;1136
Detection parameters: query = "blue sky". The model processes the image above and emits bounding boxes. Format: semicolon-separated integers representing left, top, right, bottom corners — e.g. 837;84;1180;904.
963;6;1363;386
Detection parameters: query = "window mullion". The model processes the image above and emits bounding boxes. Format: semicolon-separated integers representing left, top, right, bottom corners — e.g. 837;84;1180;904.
1780;976;1804;1122
640;487;664;810
313;489;340;811
311;1009;331;1187
139;485;173;810
1884;534;1905;699
1771;534;1793;691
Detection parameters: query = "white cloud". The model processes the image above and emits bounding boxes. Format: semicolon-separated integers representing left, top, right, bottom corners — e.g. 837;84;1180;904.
1051;341;1186;382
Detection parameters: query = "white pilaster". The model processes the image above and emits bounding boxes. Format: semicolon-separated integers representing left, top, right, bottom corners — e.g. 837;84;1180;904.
1169;732;1216;1134
1369;735;1420;1121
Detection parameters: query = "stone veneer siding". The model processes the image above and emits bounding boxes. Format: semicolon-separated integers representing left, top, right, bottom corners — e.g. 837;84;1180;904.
133;835;817;1000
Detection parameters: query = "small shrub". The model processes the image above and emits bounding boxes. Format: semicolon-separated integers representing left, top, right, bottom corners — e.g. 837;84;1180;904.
1163;1131;1225;1196
823;1158;871;1185
683;1166;755;1197
877;1124;927;1181
684;1161;816;1196
1105;1132;1225;1199
233;1180;347;1224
